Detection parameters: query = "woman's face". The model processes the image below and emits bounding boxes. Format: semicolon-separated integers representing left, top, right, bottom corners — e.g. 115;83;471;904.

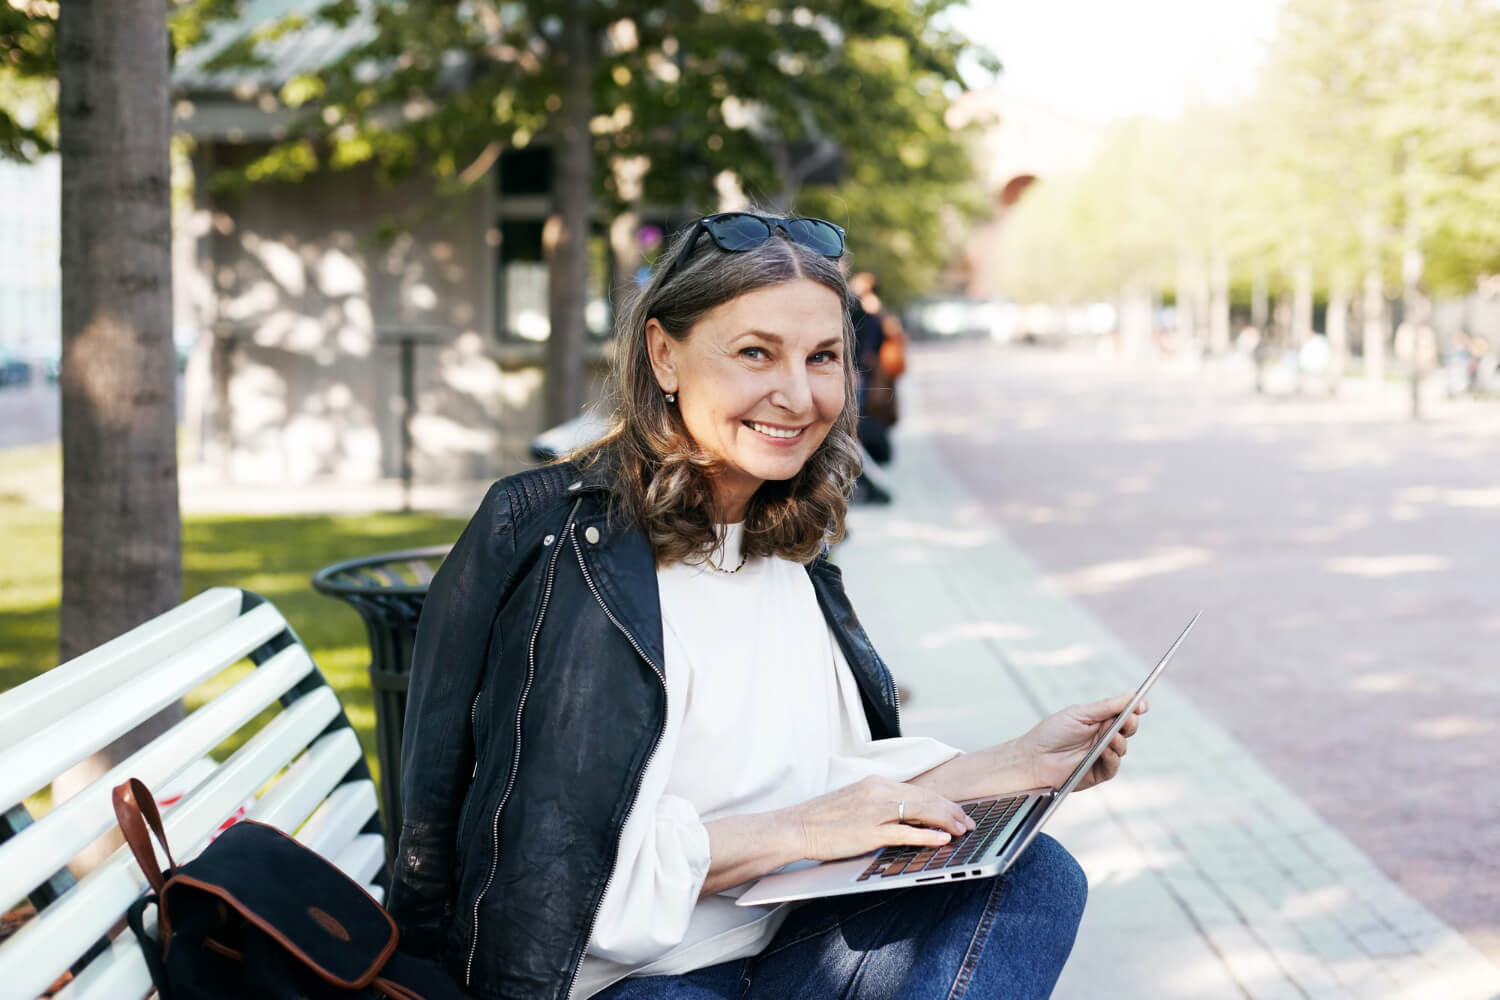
647;278;847;522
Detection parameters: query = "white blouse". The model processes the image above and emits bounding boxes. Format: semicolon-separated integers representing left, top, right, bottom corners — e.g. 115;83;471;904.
571;524;961;998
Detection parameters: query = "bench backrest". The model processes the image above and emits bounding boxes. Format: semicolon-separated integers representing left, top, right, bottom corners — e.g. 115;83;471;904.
0;587;384;999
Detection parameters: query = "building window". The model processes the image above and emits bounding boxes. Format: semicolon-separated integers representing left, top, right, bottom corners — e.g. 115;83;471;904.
499;219;549;342
495;214;615;344
499;148;553;197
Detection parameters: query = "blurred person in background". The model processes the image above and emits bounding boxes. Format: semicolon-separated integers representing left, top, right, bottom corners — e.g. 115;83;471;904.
849;271;899;466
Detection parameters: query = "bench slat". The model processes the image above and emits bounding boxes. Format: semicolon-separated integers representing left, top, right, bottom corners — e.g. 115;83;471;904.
0;588;244;746
0;643;315;914
295;779;378;859
0;603;291;810
52;908;156;1000
333;832;387;889
249;728;362;836
0;688;341;998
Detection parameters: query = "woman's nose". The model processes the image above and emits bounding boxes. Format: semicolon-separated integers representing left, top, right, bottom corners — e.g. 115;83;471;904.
771;363;813;413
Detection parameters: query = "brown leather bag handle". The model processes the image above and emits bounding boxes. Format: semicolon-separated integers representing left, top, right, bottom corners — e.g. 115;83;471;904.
111;777;176;894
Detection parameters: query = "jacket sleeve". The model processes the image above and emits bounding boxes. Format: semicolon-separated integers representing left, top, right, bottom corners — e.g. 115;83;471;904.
388;482;515;957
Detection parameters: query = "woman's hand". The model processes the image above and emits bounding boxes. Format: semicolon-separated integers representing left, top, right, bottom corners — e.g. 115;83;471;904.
1023;693;1148;792
789;776;974;862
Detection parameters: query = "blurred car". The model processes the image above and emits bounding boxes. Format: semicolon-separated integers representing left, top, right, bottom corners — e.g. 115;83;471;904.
0;350;33;388
905;298;1017;341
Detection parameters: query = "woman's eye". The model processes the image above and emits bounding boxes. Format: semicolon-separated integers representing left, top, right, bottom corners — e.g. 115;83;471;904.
809;351;839;365
741;346;770;360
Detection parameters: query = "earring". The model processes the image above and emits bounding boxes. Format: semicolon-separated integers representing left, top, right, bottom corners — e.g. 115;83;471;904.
664;391;676;403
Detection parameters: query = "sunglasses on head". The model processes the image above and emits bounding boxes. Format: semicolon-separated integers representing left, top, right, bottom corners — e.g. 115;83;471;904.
657;212;846;284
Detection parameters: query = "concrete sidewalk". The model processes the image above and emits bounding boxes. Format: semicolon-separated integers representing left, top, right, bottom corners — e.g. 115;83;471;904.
834;374;1500;1000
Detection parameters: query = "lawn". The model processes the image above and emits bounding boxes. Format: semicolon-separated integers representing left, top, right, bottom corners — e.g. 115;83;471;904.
0;443;470;806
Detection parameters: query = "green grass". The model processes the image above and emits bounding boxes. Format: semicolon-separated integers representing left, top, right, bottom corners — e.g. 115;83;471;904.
0;443;469;807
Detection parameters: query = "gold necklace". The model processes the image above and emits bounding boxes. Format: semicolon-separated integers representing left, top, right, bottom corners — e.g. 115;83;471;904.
704;548;748;574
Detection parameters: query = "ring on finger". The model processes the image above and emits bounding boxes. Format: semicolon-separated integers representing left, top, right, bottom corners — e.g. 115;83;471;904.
897;800;906;823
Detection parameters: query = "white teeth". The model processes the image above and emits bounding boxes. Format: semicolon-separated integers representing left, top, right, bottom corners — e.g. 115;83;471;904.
749;422;802;439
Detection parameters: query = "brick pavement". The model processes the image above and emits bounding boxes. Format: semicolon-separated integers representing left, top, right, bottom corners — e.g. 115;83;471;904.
835;368;1500;1000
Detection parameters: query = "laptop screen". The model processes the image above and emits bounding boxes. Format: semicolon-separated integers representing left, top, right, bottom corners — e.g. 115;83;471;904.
1047;612;1199;805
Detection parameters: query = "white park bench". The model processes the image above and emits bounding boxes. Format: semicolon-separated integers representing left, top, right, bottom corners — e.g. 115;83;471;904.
0;587;387;999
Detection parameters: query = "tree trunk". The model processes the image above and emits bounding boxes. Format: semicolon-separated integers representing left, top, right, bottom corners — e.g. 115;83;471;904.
55;0;182;855
1402;202;1428;420
1251;275;1269;336
544;3;596;427
1118;282;1152;360
1208;253;1230;357
1292;263;1313;393
1251;274;1270;393
1361;207;1386;386
1362;266;1386;386
1326;279;1350;396
1176;257;1197;349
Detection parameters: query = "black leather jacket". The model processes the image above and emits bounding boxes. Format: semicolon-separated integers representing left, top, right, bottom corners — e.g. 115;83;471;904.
387;462;903;1000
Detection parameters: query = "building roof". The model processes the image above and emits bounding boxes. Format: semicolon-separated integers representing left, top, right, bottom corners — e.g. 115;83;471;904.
172;0;377;95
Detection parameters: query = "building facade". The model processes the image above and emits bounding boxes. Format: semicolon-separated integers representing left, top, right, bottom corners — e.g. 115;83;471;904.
173;7;616;487
0;156;61;366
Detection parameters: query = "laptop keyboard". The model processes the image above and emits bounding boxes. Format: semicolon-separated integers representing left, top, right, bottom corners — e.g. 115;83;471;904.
856;795;1027;881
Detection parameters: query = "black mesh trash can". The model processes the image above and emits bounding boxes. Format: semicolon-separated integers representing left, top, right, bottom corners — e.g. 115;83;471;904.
311;545;450;856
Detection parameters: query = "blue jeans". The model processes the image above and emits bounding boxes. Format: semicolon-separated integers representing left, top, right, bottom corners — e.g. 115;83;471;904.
596;834;1087;1000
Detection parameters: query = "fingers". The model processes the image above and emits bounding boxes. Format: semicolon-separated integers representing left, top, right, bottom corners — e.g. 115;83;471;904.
1075;692;1132;722
857;777;971;838
1078;691;1151;724
896;793;974;838
886;822;956;849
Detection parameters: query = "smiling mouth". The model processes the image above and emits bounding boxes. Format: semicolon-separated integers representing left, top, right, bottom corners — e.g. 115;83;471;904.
745;420;806;440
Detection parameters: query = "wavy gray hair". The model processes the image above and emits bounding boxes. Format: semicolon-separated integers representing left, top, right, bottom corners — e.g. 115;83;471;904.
575;214;862;565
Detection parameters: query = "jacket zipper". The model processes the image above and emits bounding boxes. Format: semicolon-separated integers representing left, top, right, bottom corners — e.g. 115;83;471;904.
464;499;581;986
470;692;482;778
563;524;668;1000
891;671;903;734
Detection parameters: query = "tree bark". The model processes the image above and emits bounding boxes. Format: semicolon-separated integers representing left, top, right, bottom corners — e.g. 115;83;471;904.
1176;257;1197;349
54;0;182;843
1361;207;1386;386
1208;253;1230;357
1402;195;1428;420
1326;279;1350;396
1362;266;1386;386
1292;262;1314;393
544;3;596;427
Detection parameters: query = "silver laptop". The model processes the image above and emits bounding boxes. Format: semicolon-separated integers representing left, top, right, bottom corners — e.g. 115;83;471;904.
736;612;1199;908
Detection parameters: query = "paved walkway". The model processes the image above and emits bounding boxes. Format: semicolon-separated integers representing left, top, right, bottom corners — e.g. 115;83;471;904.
835;370;1500;1000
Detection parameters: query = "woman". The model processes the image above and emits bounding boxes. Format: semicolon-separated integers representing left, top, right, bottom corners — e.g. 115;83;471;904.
389;211;1148;1000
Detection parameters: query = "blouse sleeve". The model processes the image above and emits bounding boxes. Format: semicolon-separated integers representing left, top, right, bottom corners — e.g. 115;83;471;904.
826;735;963;791
585;708;712;965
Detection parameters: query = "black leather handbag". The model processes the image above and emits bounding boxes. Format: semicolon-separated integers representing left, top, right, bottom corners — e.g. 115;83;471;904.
112;778;467;1000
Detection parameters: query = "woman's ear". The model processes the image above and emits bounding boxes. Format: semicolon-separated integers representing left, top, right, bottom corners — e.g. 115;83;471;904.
645;318;678;394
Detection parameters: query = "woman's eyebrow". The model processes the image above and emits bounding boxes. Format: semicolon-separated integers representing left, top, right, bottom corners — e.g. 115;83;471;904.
735;330;842;350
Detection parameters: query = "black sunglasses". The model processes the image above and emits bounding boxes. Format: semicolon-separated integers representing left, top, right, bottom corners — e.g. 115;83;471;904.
658;212;846;283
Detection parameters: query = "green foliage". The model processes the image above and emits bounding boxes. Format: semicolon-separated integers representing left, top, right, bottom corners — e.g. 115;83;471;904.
988;0;1500;305
0;2;57;159
172;0;990;307
0;0;261;163
3;0;990;305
